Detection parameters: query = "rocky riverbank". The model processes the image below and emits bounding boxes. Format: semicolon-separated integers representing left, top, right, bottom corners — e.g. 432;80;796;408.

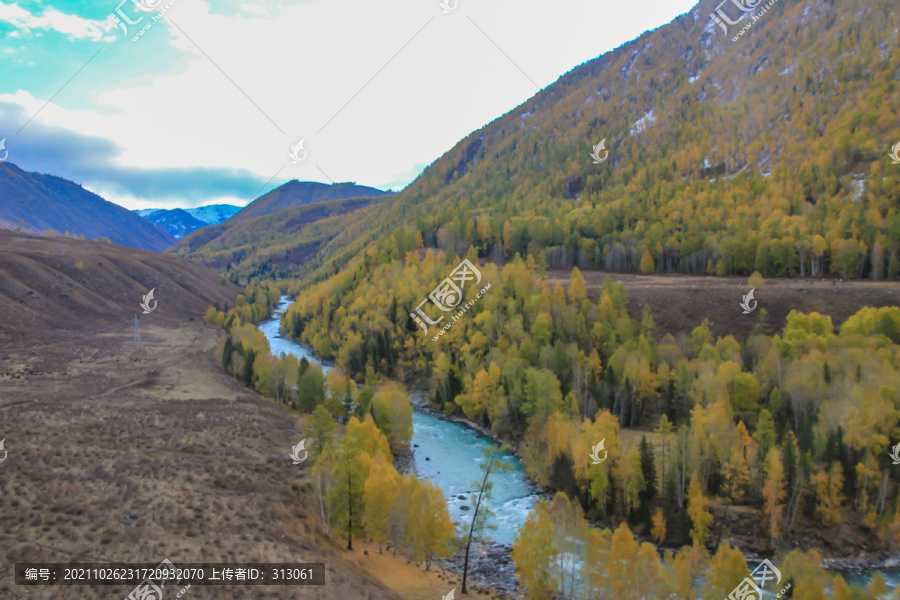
435;542;519;598
393;446;415;475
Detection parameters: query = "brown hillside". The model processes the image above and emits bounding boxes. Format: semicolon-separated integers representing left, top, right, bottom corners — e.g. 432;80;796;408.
0;233;476;600
544;270;900;340
0;230;238;343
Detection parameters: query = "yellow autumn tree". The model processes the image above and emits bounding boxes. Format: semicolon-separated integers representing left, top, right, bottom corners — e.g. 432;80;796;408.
640;248;655;274
687;471;713;548
762;448;785;548
831;574;853;600
782;549;828;600
371;381;413;454
364;454;400;553
404;476;454;570
582;527;612;598
651;507;666;544
812;462;844;525
345;415;392;464
702;541;749;600
511;499;557;600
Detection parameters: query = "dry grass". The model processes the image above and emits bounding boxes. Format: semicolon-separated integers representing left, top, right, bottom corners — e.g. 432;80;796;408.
0;234;469;600
545;269;900;340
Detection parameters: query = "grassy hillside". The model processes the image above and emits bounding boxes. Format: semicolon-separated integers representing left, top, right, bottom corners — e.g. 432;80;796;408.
0;230;237;340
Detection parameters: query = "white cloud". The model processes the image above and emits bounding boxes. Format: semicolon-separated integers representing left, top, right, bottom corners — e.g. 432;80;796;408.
4;0;699;205
0;2;115;42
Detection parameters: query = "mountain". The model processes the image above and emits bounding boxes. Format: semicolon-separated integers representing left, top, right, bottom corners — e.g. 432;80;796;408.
188;0;900;285
386;0;900;279
0;162;174;251
134;208;208;239
229;180;392;222
175;180;392;277
176;196;378;277
132;204;241;239
185;204;241;224
0;229;239;336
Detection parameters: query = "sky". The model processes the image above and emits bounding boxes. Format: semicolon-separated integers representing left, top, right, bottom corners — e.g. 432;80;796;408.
0;0;701;210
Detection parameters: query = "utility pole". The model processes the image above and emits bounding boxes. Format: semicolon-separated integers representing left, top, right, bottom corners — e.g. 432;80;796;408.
134;314;141;343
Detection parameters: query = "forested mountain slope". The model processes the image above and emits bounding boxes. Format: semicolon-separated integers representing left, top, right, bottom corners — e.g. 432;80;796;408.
396;0;900;278
274;0;900;569
275;0;900;285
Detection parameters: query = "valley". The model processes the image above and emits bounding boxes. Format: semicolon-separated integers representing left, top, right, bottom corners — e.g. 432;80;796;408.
2;0;900;597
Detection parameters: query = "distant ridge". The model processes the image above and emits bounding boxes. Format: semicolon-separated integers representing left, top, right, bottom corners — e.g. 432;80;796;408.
230;180;391;222
186;204;241;224
134;208;208;239
0;162;174;251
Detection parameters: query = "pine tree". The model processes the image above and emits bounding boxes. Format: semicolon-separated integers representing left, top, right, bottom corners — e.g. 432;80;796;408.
328;437;368;550
308;405;336;461
549;452;579;503
221;335;234;371
638;435;657;525
241;348;256;387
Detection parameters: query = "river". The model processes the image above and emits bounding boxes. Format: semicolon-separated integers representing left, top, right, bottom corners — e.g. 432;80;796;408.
258;297;897;595
260;297;538;545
